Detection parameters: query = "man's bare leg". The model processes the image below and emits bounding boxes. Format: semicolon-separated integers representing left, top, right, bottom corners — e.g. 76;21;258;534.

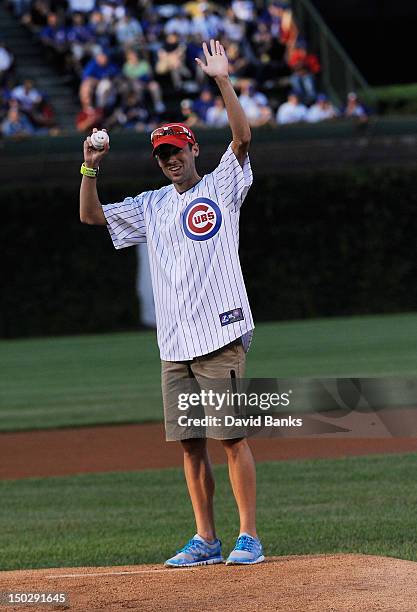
181;438;216;542
221;437;257;537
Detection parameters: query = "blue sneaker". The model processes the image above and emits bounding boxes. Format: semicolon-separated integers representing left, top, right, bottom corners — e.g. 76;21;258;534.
165;534;223;567
226;533;265;565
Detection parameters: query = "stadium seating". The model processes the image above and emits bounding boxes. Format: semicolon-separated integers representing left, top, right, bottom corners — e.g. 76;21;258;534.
0;0;369;136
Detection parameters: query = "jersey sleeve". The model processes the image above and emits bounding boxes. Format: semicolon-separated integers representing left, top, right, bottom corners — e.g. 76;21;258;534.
102;193;147;249
211;142;253;212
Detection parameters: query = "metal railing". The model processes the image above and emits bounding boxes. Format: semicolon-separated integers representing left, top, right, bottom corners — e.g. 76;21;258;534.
291;0;371;107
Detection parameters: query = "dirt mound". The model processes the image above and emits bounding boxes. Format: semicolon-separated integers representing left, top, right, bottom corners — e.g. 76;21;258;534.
1;554;417;611
1;423;416;480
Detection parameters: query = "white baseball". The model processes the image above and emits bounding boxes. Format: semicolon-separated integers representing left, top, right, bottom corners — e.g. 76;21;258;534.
91;130;109;150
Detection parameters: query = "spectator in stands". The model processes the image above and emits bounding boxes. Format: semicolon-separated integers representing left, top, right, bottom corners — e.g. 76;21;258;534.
153;3;177;19
192;86;214;122
39;13;68;59
251;21;286;85
306;93;338;123
238;79;272;127
1;105;34;137
221;7;245;43
231;0;254;22
33;96;56;129
115;14;144;48
185;34;206;86
206;95;228;127
287;39;320;104
5;78;56;134
344;92;369;122
182;1;212;19
164;10;193;41
11;78;42;113
15;0;340;135
88;11;113;51
79;50;120;108
180;98;200;127
105;91;151;131
21;0;50;31
140;8;165;55
275;1;298;46
67;0;95;15
67;13;96;75
99;0;126;25
95;77;119;113
0;43;14;86
192;4;222;40
155;33;191;90
226;42;250;87
276;91;307;124
260;1;284;40
76;101;103;132
122;49;165;114
181;1;198;18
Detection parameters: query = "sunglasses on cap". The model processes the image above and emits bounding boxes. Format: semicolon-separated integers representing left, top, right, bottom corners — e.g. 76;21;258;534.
150;123;196;146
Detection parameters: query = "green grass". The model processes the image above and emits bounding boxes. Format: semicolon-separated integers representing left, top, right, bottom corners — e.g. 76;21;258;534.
0;453;416;571
1;313;417;431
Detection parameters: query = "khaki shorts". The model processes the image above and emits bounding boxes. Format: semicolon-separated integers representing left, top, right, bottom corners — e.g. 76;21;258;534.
161;339;246;441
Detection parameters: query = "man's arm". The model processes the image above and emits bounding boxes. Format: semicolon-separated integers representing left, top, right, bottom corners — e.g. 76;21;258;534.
195;39;251;166
79;128;108;225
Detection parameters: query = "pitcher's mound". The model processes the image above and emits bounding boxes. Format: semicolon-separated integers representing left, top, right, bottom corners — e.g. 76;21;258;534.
1;554;417;611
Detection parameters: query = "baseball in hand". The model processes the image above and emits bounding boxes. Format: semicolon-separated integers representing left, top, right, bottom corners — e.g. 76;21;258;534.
91;130;109;150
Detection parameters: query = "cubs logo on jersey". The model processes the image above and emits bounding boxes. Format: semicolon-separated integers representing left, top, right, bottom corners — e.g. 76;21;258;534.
182;197;222;241
103;143;254;361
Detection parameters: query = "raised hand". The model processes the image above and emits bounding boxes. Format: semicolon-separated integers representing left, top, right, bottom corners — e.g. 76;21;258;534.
83;127;110;169
195;39;229;79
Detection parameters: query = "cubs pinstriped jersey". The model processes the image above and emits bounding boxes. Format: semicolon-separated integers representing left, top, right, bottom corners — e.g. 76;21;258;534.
102;143;254;361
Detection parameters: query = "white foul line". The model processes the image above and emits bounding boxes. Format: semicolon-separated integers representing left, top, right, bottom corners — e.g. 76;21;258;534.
47;568;196;579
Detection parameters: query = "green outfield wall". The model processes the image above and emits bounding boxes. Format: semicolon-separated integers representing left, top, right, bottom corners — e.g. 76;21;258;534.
2;162;417;338
2;117;417;184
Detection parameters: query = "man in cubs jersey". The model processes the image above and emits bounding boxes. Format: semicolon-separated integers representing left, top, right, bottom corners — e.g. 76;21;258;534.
80;39;264;567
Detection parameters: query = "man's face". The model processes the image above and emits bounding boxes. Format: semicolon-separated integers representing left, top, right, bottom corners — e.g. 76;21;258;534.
155;143;199;184
96;53;108;66
9;108;19;122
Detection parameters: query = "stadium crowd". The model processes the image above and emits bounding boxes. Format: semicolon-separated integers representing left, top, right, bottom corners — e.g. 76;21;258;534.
1;0;369;137
0;38;59;136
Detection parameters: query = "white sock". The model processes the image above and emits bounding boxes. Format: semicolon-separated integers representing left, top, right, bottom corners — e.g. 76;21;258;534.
194;533;217;545
239;532;257;540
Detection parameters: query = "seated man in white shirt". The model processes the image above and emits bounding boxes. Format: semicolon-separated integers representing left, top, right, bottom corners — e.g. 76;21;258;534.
306;93;338;123
239;80;272;127
276;92;307;125
11;79;42;112
206;95;229;127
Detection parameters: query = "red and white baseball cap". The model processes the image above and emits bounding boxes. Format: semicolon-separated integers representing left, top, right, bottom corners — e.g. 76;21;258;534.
151;123;196;156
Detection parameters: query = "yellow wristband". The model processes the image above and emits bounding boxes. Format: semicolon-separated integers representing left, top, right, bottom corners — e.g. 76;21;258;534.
80;163;99;178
